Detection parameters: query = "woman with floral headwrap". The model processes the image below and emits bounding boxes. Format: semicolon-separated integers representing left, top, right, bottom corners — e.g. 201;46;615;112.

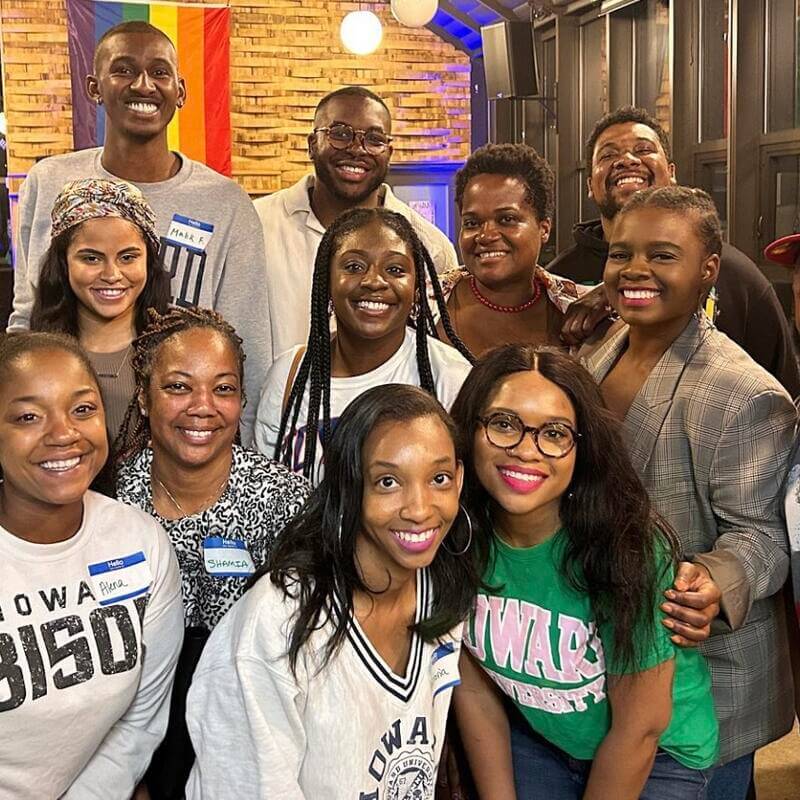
30;178;170;440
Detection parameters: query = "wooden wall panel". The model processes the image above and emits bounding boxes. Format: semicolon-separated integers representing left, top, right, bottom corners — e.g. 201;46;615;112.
1;0;471;195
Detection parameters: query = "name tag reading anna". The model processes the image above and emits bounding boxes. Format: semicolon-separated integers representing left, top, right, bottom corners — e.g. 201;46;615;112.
431;641;461;697
203;536;256;578
165;214;215;253
88;552;152;606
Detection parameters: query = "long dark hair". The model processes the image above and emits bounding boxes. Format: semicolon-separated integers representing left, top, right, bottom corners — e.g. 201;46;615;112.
449;344;677;669
113;306;246;466
263;384;481;676
30;222;170;338
276;207;473;479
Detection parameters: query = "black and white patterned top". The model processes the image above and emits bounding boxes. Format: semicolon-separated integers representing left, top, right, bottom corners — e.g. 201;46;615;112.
116;445;310;630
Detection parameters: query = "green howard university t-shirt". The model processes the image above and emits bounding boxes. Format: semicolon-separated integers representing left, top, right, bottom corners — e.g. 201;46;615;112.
464;530;719;769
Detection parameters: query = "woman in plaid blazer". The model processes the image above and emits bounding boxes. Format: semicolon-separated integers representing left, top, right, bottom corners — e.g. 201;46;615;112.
584;186;797;800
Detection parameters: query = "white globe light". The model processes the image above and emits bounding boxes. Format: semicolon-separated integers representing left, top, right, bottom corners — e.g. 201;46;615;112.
391;0;438;27
340;10;383;55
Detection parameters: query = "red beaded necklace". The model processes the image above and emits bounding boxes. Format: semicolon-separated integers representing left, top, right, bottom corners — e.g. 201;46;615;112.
469;275;542;313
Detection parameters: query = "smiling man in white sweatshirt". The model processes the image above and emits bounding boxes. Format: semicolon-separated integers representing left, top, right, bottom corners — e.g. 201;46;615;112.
9;20;269;442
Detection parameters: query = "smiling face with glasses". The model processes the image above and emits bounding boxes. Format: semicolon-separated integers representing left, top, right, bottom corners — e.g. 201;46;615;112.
313;124;392;156
309;93;393;206
473;369;578;540
478;412;579;458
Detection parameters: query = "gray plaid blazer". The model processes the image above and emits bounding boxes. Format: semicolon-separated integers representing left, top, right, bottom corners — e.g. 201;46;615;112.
584;314;797;763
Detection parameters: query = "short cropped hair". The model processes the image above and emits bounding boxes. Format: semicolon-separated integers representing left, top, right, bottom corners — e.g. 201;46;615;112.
618;186;723;257
94;21;175;70
586;106;672;163
454;142;554;221
313;86;391;123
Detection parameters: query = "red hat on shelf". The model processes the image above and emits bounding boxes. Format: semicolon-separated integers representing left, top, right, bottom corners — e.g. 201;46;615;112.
764;233;800;266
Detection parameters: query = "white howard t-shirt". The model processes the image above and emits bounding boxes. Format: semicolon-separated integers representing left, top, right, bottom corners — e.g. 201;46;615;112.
254;328;472;482
0;491;183;800
186;569;461;799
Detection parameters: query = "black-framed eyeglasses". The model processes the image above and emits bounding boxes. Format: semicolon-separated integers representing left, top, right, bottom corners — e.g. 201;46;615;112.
313;123;392;155
477;412;580;458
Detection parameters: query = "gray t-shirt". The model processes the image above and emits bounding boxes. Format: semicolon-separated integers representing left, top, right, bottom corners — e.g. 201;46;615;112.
10;148;270;443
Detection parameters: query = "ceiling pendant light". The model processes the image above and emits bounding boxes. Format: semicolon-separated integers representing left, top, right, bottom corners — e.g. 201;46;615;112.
340;9;383;55
391;0;438;28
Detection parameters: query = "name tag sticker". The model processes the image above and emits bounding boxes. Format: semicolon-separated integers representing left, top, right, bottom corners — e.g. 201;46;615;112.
165;214;215;253
88;552;152;606
431;641;460;697
203;536;255;578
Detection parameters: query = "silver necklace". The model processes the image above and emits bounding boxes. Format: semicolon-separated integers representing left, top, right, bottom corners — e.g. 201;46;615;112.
152;473;228;516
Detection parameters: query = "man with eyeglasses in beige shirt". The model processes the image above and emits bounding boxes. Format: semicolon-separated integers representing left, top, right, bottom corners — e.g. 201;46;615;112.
254;86;458;361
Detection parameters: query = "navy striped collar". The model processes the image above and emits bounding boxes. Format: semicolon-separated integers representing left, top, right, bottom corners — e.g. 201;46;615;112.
332;568;431;703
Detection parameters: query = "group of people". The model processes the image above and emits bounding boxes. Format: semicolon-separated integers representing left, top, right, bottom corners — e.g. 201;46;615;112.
1;17;799;800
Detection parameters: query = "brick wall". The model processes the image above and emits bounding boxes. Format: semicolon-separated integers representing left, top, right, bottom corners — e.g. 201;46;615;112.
1;0;471;195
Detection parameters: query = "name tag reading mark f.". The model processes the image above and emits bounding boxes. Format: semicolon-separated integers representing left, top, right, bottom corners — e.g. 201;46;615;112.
165;214;215;253
88;552;152;606
431;641;461;697
203;536;256;578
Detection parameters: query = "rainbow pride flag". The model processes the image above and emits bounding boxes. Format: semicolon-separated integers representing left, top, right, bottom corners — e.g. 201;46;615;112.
66;0;232;176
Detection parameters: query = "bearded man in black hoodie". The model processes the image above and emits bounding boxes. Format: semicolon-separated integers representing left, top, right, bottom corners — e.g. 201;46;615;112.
550;106;799;397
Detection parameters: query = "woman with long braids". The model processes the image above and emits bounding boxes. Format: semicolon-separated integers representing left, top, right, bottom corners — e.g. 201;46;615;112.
450;345;718;799
186;385;480;798
29;179;170;440
254;207;473;483
114;306;309;800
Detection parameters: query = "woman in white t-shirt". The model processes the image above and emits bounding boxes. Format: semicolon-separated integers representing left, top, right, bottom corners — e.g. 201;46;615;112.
254;207;474;483
187;384;480;799
0;331;183;800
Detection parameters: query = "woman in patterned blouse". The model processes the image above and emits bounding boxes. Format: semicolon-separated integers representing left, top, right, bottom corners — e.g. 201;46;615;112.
113;305;310;800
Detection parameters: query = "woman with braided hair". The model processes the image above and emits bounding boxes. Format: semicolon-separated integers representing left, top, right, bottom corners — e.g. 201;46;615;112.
29;178;170;440
113;306;309;800
254;207;473;484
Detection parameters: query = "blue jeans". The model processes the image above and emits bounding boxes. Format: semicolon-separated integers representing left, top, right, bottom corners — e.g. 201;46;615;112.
510;713;714;799
705;753;754;800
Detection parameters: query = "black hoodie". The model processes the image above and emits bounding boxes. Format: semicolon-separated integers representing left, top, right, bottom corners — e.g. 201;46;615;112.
548;219;800;398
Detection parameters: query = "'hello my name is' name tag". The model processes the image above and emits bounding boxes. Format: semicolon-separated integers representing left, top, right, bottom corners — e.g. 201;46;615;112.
165;214;215;253
88;552;152;606
203;536;255;578
431;641;461;697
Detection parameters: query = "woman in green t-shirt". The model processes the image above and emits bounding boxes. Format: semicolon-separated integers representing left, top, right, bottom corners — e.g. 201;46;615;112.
450;344;719;799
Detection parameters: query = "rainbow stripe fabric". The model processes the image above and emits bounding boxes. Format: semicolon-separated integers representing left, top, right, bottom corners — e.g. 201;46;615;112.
66;0;232;176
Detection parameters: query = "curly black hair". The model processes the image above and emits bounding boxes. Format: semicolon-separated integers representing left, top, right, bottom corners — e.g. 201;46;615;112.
586;105;672;163
454;142;554;222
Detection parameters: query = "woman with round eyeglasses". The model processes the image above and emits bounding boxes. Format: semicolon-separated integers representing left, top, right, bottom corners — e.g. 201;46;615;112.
449;345;719;799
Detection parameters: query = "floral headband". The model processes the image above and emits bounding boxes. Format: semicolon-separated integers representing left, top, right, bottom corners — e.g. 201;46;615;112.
50;178;160;251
